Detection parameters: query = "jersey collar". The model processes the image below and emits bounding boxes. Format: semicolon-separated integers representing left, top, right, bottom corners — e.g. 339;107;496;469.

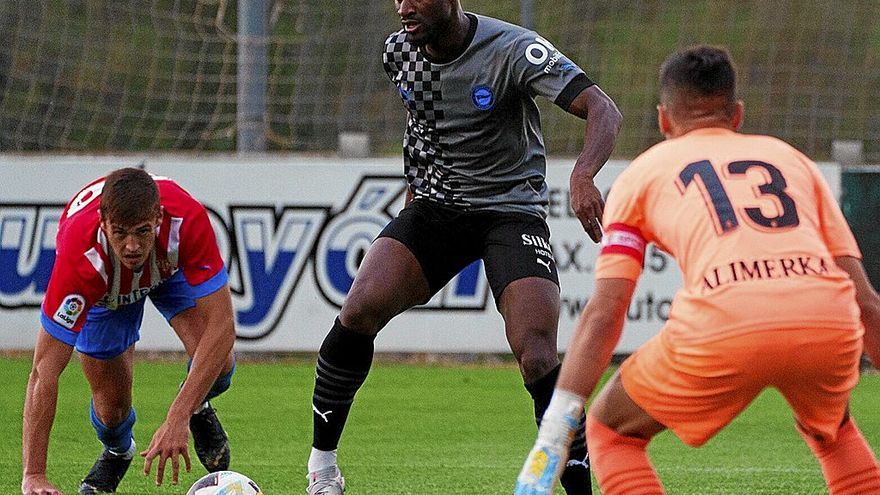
422;13;478;65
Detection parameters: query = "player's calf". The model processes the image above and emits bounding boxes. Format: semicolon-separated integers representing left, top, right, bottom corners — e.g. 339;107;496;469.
560;454;592;495
81;405;136;493
798;417;880;495
586;413;664;495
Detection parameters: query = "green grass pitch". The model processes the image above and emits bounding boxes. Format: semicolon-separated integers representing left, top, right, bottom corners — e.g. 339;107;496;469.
1;356;878;494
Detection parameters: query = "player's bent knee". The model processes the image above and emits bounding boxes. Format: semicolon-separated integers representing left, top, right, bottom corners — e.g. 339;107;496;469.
339;300;394;335
90;403;135;441
796;418;838;449
797;416;880;494
516;350;559;383
585;412;617;449
338;311;384;335
90;398;133;426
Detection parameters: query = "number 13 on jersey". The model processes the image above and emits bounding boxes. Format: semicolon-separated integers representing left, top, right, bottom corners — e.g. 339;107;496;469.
676;159;800;235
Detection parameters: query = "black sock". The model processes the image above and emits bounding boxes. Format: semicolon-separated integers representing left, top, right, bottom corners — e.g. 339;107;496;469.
525;364;592;495
312;317;376;451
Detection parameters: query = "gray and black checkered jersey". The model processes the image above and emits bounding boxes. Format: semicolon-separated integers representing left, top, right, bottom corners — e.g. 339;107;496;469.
383;13;593;217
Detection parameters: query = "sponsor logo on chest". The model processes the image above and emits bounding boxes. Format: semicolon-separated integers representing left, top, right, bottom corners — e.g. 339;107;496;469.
99;285;160;310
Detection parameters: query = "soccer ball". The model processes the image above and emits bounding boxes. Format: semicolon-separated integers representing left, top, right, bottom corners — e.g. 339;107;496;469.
187;471;263;495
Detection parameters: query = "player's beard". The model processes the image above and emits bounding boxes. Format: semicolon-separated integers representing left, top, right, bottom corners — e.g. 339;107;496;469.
405;26;432;47
405;15;453;48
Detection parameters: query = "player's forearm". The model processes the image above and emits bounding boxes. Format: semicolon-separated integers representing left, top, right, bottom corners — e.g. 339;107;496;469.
169;314;235;420
558;303;625;399
557;280;631;399
864;326;880;369
23;330;72;478
22;368;61;477
855;272;880;366
834;256;880;366
571;93;621;180
858;296;880;367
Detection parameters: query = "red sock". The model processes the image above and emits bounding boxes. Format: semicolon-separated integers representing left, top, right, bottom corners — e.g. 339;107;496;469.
798;417;880;495
586;412;665;495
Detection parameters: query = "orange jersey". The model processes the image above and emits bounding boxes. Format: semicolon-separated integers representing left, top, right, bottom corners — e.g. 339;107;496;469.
597;128;862;343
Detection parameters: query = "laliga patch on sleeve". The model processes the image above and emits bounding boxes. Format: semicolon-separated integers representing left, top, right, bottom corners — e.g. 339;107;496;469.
600;224;646;262
53;294;86;329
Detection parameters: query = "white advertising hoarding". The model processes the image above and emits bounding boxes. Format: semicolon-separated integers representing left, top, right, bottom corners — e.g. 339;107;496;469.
0;156;841;354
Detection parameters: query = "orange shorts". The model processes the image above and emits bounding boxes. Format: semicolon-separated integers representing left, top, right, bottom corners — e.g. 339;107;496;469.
620;326;862;447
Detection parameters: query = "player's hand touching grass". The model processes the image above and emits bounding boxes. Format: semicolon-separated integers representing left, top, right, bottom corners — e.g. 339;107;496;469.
21;474;63;495
140;416;191;486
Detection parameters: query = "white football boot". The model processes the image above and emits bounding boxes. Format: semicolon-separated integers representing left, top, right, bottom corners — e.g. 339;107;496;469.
306;465;345;495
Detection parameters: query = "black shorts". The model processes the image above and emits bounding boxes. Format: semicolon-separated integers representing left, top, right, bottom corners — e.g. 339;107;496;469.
378;199;559;299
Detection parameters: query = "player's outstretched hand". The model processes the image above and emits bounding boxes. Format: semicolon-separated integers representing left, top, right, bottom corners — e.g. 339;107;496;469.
514;439;567;495
570;174;604;243
21;474;63;495
140;417;192;486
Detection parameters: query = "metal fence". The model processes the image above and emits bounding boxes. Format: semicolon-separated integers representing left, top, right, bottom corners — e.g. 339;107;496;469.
0;0;877;160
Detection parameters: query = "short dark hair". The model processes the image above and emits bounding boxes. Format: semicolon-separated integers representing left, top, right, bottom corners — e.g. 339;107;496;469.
99;167;160;225
659;45;737;117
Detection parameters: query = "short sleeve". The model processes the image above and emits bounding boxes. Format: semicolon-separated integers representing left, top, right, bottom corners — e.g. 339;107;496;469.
807;159;861;258
509;32;593;109
41;251;105;342
382;31;406;83
177;206;226;287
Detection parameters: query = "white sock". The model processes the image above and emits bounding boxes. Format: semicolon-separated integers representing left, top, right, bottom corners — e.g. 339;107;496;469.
109;439;136;460
308;448;337;473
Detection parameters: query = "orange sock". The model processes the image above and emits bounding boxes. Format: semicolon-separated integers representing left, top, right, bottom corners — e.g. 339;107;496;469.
798;417;880;495
586;412;665;495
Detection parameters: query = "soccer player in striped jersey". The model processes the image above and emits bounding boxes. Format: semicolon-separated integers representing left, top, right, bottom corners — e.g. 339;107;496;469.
306;1;621;494
22;168;237;494
516;45;880;494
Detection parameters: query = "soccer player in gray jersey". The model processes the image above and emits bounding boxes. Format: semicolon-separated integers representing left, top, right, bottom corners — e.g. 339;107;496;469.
306;1;621;494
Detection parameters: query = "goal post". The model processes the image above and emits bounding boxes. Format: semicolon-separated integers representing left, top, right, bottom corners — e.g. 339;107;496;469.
237;0;267;153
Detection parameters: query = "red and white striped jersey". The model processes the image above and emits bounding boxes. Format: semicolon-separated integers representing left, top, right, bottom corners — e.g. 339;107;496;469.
41;175;223;333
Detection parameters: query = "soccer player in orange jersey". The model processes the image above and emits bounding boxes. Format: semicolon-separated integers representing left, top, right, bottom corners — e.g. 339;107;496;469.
515;45;880;495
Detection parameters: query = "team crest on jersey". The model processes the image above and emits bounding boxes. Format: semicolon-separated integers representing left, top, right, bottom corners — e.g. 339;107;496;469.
53;294;85;329
471;85;495;110
156;258;174;276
